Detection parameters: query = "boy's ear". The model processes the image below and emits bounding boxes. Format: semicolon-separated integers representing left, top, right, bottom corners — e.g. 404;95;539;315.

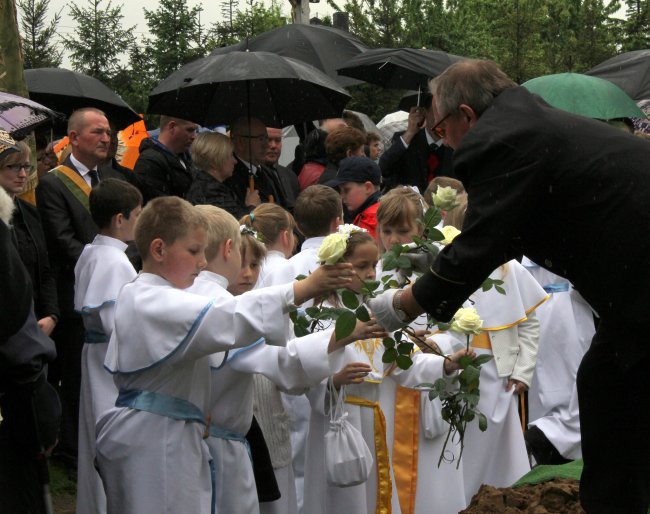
363;181;375;193
113;212;124;228
281;230;290;247
149;238;165;262
222;238;233;260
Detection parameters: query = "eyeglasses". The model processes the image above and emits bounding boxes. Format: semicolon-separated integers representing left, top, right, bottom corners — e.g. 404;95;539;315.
431;112;452;139
3;163;34;173
239;134;269;144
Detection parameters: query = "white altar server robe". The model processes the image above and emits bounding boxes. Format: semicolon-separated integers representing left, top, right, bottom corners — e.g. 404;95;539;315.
74;235;136;514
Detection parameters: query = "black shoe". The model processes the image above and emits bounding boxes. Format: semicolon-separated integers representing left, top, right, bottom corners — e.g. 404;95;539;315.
524;426;571;466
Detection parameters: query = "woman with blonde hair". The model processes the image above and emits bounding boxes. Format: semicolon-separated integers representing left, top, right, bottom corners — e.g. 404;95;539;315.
186;131;259;219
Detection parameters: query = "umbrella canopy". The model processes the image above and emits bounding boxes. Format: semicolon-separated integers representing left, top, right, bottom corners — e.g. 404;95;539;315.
24;68;142;129
0;91;62;139
148;51;351;128
209;24;368;87
586;49;650;101
522;72;645;120
336;48;466;91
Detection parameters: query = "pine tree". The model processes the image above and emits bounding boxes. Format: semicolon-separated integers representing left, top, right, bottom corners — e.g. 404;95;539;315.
622;0;650;50
64;0;134;84
17;0;63;68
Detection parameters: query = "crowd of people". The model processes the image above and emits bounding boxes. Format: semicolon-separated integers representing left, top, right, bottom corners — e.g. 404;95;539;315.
1;58;648;514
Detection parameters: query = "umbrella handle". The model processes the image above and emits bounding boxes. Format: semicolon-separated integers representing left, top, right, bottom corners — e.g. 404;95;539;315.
248;175;255;192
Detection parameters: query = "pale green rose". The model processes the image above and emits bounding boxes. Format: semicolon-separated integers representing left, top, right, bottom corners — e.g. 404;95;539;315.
432;186;459;210
317;233;348;264
440;225;461;245
450;307;483;334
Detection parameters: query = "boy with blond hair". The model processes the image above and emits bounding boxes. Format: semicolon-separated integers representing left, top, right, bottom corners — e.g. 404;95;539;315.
187;205;381;514
95;197;354;514
74;179;142;514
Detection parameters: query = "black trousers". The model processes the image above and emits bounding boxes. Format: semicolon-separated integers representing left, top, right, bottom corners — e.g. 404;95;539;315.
48;317;85;463
577;321;649;513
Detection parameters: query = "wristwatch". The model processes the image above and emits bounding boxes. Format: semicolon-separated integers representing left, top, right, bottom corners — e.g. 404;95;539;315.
393;289;413;323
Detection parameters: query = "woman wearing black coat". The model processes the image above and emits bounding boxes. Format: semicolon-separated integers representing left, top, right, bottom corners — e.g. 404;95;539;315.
0;140;59;336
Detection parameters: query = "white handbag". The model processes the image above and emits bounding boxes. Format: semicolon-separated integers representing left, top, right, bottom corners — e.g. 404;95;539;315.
324;384;374;487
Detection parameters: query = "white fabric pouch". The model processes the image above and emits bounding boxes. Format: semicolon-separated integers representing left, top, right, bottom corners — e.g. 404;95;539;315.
325;385;373;487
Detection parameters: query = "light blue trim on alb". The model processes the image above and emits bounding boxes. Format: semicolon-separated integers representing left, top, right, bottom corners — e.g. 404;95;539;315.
108;298;215;375
116;390;206;424
85;330;109;344
209;424;252;460
543;283;570;294
210;337;265;370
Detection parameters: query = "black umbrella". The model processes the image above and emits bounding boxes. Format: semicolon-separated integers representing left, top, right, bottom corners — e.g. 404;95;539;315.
0;91;63;139
209;24;368;87
147;51;351;127
24;68;142;129
397;90;433;112
586;49;650;101
337;47;466;91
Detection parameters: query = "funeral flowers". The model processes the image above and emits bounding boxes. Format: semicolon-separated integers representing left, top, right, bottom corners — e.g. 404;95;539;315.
431;185;459;210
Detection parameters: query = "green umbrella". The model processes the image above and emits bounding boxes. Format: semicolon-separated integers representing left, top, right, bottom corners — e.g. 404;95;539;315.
522;72;645;120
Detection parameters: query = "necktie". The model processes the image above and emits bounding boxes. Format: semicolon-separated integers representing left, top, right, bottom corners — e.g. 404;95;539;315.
89;169;99;188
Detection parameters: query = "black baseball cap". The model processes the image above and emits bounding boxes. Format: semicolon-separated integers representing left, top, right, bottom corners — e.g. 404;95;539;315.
325;156;381;188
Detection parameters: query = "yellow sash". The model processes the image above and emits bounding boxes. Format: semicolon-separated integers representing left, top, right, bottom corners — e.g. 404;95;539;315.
50;165;91;211
471;331;492;350
345;395;392;514
392;386;419;514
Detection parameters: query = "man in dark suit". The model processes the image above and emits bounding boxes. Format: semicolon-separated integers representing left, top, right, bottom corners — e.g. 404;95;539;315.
379;94;454;193
264;127;300;211
225;117;289;212
370;60;650;514
35;107;127;467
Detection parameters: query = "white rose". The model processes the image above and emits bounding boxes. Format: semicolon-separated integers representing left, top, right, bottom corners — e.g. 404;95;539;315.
337;224;367;237
450;307;483;334
432;186;459;211
317;233;348;264
440;225;461;245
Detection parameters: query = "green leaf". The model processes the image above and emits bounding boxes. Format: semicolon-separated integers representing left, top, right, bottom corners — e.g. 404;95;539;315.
382;347;398;363
428;227;445;241
458;355;474;369
473;354;494;367
495;285;506;295
294;324;310;337
462;410;475;422
383;337;395;348
382;252;398;271
478;412;488;432
341;289;360;310
394;331;403;343
335;310;357;340
397;342;414;355
428;390;440;401
305;307;320;317
396;355;413;370
396;255;412;269
355;305;371;322
295;274;307;281
459;365;481;385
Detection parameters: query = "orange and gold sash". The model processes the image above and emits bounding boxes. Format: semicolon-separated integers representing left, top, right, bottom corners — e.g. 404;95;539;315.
51;165;91;211
392;386;420;514
345;395;392;514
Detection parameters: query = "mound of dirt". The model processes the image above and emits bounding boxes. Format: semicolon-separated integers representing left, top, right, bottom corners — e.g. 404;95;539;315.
461;478;585;514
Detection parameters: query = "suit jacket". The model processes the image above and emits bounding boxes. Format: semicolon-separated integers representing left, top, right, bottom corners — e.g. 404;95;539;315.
224;157;289;211
379;128;454;192
269;163;299;211
411;87;650;364
134;138;193;203
35;156;125;318
186;168;250;220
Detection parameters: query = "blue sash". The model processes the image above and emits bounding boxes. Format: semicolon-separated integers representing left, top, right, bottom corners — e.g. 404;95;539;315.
116;390;206;424
85;329;109;344
543;283;570;294
209;423;252;460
